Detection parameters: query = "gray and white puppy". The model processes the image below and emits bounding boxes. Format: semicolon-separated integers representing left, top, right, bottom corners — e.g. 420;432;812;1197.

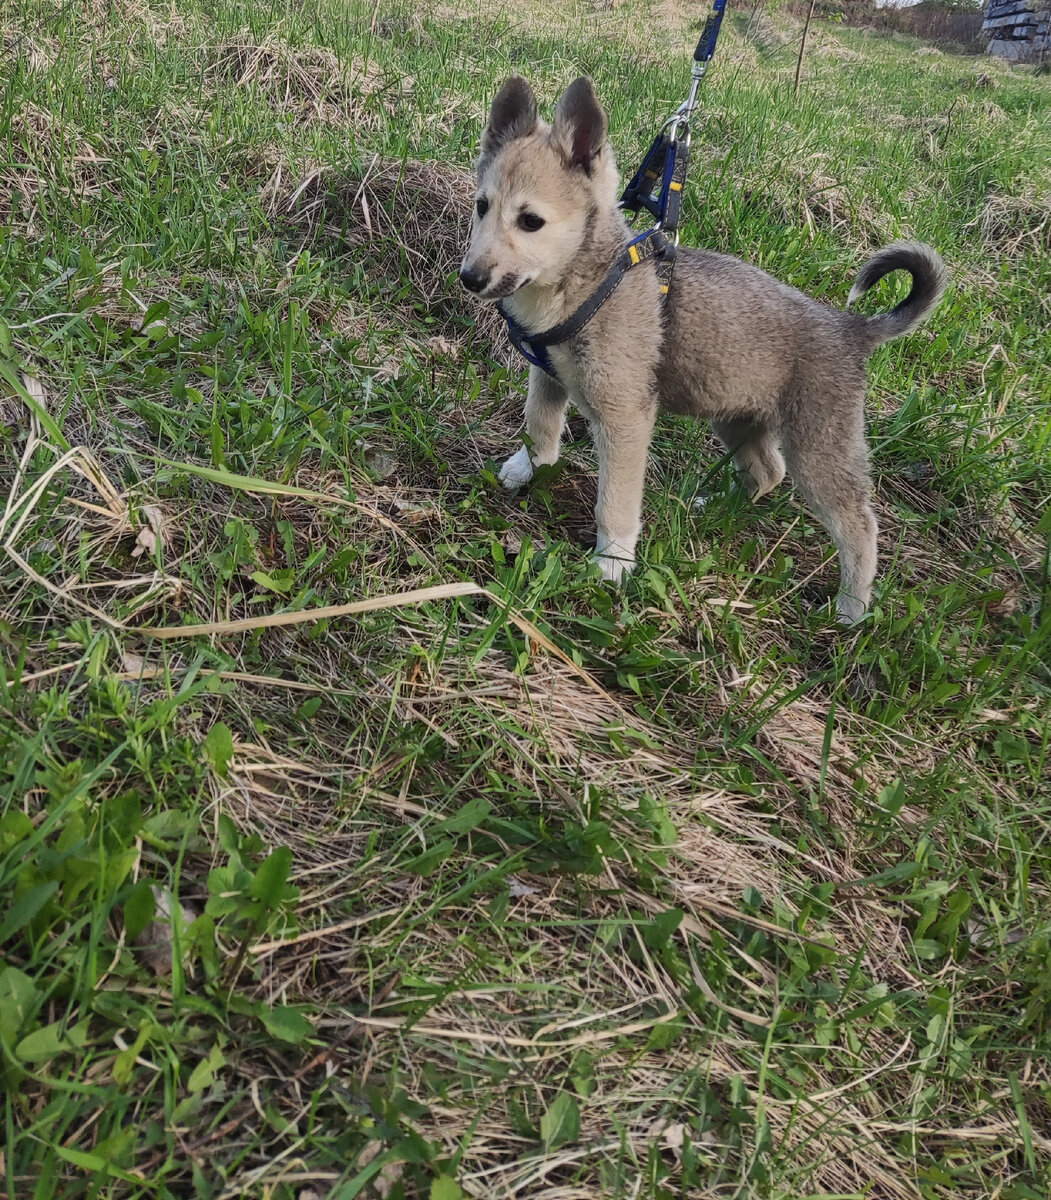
459;75;948;622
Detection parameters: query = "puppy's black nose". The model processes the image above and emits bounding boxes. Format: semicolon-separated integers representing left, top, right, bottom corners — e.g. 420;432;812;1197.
459;265;489;294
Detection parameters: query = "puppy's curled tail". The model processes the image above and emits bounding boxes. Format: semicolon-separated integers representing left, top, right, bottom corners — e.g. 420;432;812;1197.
849;241;949;346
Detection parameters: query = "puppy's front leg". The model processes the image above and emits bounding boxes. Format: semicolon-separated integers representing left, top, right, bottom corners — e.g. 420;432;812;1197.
499;367;568;490
591;400;657;583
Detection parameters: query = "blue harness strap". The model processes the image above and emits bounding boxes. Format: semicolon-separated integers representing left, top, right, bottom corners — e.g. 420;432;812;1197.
498;229;674;379
620;134;667;225
621;135;690;234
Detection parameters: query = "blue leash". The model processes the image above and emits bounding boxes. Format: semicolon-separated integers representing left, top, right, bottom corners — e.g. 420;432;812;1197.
501;0;728;380
621;0;728;244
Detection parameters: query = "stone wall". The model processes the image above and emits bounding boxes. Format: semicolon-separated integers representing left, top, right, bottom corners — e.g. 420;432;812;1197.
983;0;1050;58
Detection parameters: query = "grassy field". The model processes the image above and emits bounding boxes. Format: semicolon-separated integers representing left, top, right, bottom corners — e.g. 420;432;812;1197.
2;0;1050;1195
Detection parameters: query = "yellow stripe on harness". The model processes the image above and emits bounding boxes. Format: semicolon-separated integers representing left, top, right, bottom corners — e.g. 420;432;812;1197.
669;181;683;191
628;244;641;265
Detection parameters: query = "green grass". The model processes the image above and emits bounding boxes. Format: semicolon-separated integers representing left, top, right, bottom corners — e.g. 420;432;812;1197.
1;0;1050;1196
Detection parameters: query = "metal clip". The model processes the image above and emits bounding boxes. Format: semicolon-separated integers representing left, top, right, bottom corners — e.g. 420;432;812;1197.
662;114;692;147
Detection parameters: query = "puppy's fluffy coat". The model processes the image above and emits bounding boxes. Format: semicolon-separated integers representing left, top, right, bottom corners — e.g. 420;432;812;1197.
460;76;948;622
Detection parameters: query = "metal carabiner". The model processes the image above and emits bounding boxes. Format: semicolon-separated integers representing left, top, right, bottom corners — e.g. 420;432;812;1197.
662;114;691;147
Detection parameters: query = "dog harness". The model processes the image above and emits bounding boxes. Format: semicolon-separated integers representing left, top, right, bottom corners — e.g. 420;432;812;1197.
497;228;675;380
620;125;692;240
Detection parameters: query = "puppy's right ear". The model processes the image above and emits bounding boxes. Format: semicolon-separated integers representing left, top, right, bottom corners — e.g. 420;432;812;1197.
552;77;606;174
480;77;538;159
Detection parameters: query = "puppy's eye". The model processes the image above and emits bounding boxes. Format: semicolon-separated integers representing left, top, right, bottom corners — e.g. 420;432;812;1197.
476;197;489;218
518;212;545;232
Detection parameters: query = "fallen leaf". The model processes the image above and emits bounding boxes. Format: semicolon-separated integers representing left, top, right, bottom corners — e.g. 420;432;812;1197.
393;497;439;524
508;875;539;898
362;444;398;479
132;887;196;976
132;505;166;558
356;1141;403;1198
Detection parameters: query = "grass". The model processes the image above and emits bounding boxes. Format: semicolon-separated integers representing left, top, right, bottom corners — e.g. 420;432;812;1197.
1;0;1050;1196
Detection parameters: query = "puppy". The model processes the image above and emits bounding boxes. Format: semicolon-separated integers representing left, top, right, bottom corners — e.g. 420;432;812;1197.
460;76;948;622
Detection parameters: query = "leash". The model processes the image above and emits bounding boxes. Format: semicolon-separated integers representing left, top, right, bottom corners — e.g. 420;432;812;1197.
499;0;727;380
620;0;727;247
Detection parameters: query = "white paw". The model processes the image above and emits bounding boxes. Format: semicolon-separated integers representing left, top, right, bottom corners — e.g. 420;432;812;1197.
592;549;636;584
835;593;867;626
498;445;534;492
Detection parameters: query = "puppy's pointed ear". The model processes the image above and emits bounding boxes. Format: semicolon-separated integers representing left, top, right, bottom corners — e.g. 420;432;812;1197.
481;76;538;158
552;76;606;174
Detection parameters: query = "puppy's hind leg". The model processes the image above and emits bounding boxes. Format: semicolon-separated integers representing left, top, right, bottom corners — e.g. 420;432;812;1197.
782;400;877;625
703;417;786;504
500;367;568;490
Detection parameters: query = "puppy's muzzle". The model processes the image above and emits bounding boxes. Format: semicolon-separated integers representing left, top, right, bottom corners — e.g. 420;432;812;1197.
459;265;490;294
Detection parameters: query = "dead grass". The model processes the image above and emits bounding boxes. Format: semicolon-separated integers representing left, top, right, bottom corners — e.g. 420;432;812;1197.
28;0;191;43
0;104;113;233
810;34;865;64
205;33;405;128
184;644;995;1197
283;157;474;294
748;159;896;246
5;5;1050;1195
974;190;1051;257
1;22;55;74
744;12;798;58
272;155;508;362
0;437;186;629
6;303;1047;1200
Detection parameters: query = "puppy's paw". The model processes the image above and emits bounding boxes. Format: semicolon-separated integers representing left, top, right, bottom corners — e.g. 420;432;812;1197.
592;550;635;584
499;445;534;492
835;593;868;626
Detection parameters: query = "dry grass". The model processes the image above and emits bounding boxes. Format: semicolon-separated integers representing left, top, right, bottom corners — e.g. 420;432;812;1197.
0;104;113;233
194;654;926;1195
975;190;1051;257
271;155;509;366
1;22;55;73
31;0;192;44
744;159;896;246
281;157;474;294
163;629;1042;1196
205;33;405;128
810;35;866;64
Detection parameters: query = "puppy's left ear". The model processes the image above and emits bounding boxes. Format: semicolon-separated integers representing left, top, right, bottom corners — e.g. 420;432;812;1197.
552;77;607;174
